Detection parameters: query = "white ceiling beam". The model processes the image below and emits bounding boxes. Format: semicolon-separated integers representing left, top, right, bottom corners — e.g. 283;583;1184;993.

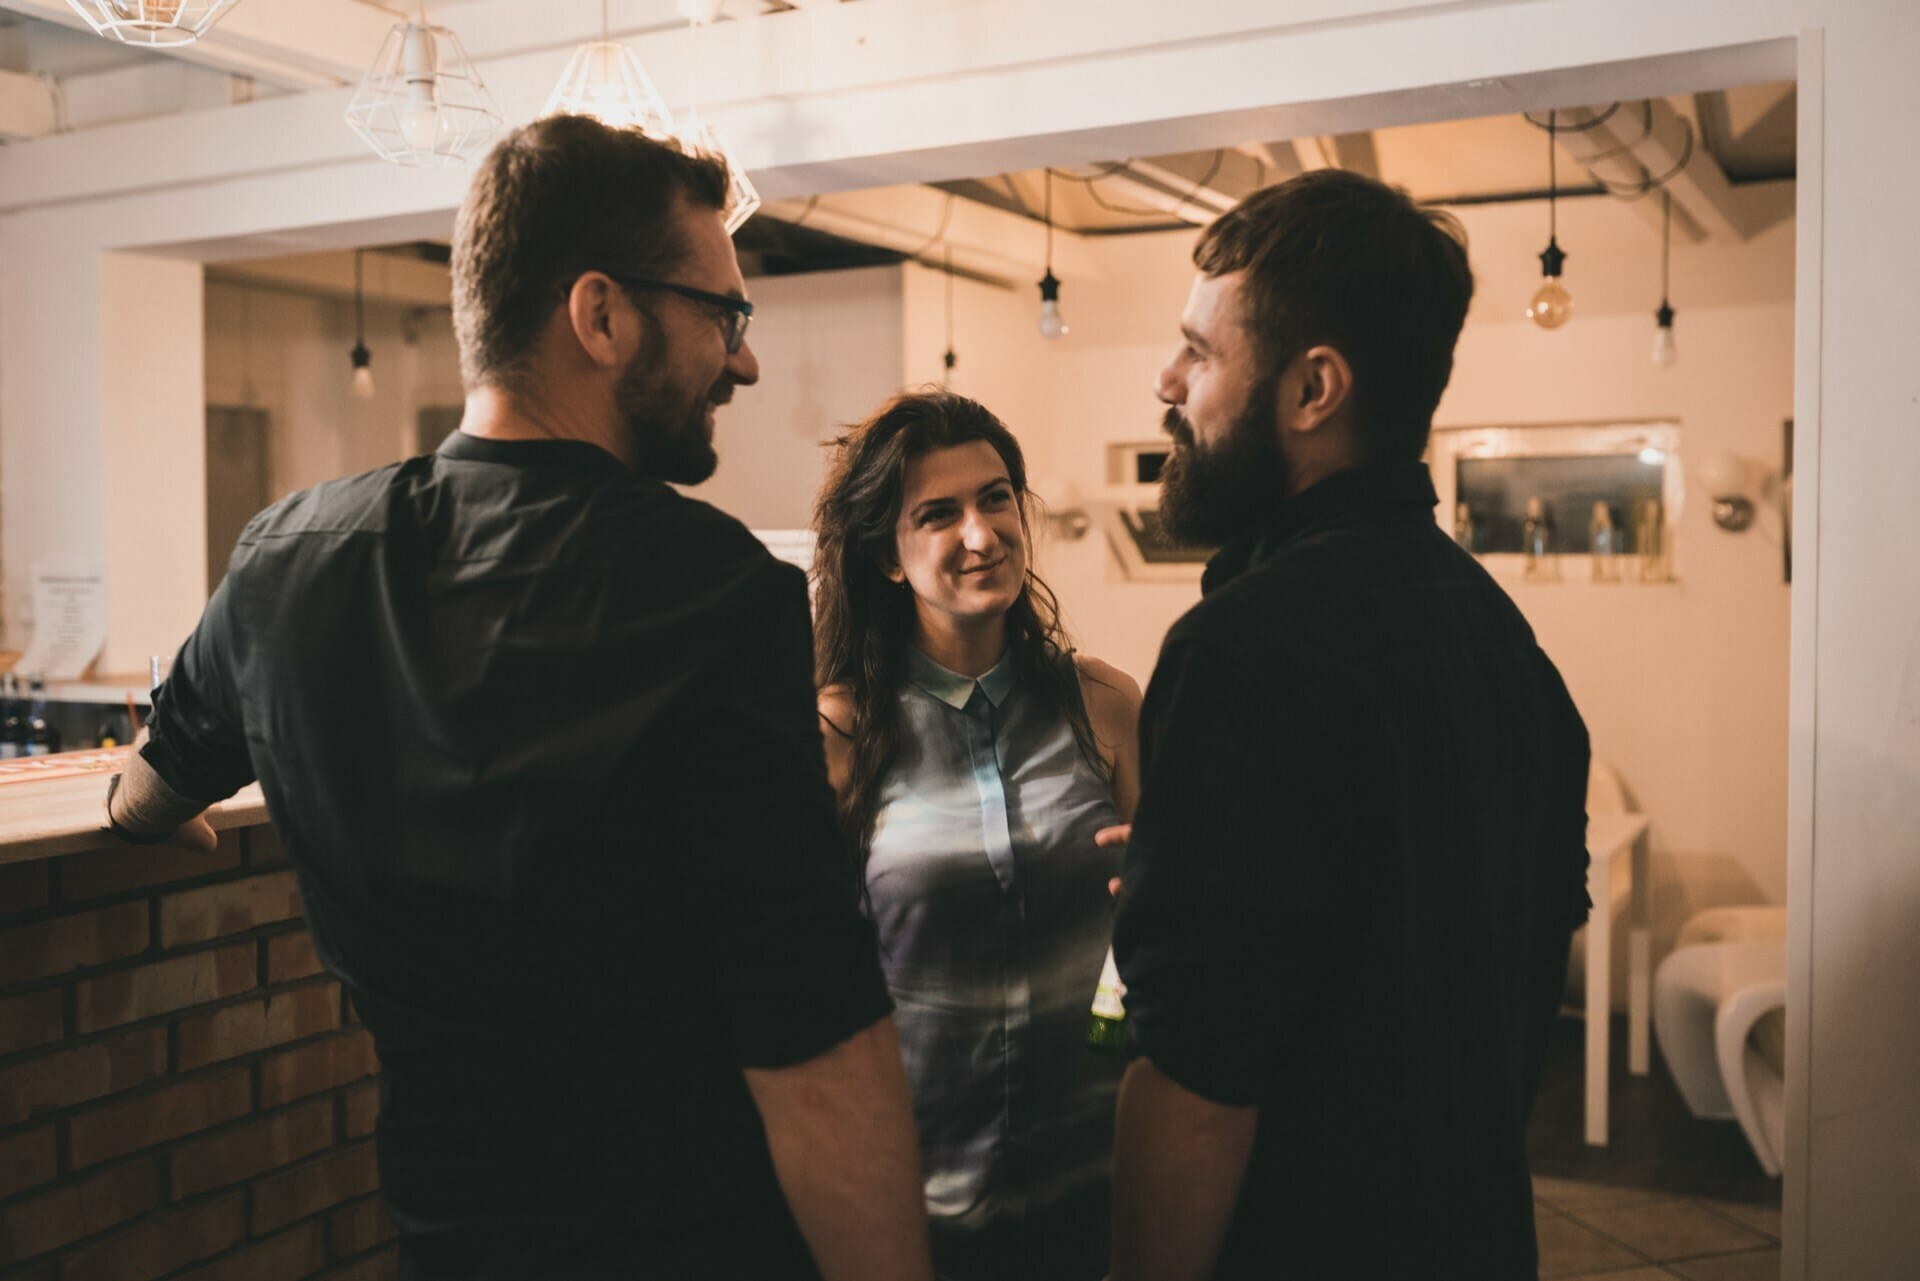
1235;140;1302;185
1119;157;1238;219
1292;135;1337;171
0;0;1795;229
761;184;1103;286
0;0;395;88
1554;98;1765;243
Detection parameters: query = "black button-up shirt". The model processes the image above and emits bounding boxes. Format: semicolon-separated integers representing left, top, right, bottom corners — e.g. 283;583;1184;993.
1115;461;1591;1281
143;431;891;1276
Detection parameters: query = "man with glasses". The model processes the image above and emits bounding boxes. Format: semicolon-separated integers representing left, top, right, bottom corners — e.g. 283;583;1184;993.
104;116;932;1281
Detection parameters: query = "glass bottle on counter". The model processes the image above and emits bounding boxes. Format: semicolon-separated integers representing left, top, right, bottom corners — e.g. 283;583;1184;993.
0;676;23;759
25;677;60;757
1087;945;1128;1053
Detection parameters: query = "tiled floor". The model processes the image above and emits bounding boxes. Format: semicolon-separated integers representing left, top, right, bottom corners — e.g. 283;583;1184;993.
1534;1174;1781;1280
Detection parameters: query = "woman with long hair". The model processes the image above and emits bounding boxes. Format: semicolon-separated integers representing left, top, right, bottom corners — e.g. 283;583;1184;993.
812;389;1140;1281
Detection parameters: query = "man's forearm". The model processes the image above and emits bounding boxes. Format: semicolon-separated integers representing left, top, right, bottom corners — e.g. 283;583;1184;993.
743;1017;933;1281
1112;1057;1259;1281
108;730;207;839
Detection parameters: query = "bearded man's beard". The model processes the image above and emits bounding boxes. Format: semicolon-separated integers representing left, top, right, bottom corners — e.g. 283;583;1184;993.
1157;377;1289;546
616;326;720;485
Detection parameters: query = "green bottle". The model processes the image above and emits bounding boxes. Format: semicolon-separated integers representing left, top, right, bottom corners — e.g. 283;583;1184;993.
1087;946;1127;1053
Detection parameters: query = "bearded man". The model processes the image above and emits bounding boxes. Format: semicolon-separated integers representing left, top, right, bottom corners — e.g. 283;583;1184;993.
1106;170;1593;1281
104;116;931;1281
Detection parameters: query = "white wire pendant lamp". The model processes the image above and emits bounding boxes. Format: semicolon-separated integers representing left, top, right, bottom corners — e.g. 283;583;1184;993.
545;0;675;137
345;3;501;168
673;1;759;234
63;0;243;48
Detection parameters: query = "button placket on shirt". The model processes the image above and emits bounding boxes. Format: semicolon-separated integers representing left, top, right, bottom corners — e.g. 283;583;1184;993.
962;685;1032;1187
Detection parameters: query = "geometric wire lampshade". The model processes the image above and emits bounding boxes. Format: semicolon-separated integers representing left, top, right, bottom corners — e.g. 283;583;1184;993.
676;108;762;235
543;41;676;139
62;0;242;47
345;21;501;168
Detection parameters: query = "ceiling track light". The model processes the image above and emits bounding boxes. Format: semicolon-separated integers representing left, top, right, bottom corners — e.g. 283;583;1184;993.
1526;108;1573;330
63;0;242;48
1037;170;1068;341
346;2;501;168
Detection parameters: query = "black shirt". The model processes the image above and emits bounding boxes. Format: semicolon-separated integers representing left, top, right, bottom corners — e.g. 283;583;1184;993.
143;432;891;1277
1114;462;1590;1281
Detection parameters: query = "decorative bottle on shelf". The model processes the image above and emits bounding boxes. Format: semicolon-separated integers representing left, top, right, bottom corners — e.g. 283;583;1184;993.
1087;945;1127;1053
0;676;24;759
1634;498;1670;582
1590;502;1620;582
25;678;60;757
1522;497;1555;580
1453;502;1476;552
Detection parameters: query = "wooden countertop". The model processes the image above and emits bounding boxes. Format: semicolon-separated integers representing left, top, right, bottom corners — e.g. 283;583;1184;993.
0;754;267;865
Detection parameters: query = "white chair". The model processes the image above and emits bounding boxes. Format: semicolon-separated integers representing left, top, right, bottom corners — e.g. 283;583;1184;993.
1653;906;1788;1174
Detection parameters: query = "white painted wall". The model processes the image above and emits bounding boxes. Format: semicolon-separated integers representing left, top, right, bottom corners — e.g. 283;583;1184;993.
203;282;461;506
696;265;908;532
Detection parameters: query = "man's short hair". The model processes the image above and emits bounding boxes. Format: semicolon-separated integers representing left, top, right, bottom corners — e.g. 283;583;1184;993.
1194;169;1474;462
451;115;732;392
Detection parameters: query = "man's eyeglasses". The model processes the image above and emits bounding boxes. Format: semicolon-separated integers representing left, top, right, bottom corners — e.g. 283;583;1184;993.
604;274;754;354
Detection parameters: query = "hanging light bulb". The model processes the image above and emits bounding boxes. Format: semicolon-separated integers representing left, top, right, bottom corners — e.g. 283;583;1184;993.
350;251;376;400
64;0;240;48
346;3;500;167
1652;190;1679;367
1527;109;1573;331
942;244;959;384
545;1;676;137
1037;170;1068;341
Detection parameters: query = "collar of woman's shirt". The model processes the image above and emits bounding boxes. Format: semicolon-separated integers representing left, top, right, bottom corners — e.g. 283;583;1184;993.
907;646;1019;710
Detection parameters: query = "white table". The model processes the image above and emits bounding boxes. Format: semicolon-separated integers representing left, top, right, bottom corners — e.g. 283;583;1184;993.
1583;811;1652;1145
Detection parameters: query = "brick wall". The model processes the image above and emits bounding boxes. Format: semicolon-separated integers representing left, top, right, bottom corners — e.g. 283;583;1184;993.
0;826;394;1280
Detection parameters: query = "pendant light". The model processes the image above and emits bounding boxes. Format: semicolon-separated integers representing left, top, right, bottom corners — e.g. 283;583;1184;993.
673;2;761;234
350;251;375;401
1652;190;1678;367
346;2;500;168
942;244;958;385
1036;170;1068;341
1526;109;1573;330
63;0;241;48
544;0;675;137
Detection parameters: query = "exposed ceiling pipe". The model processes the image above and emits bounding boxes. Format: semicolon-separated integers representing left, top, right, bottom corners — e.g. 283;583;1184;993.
1551;99;1768;244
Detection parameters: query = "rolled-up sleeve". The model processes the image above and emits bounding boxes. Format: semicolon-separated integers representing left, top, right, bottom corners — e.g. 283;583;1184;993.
1114;626;1346;1107
674;558;893;1070
141;573;257;806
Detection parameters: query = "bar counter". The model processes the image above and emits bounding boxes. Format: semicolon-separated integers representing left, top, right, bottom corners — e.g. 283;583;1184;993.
0;750;267;866
0;759;391;1276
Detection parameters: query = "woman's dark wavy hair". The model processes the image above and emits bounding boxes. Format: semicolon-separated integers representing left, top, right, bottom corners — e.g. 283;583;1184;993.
812;388;1106;879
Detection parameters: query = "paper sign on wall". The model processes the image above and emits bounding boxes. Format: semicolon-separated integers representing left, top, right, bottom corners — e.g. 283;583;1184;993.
16;569;107;681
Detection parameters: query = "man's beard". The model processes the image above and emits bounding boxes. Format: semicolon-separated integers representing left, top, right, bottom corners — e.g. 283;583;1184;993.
615;330;721;485
1158;377;1288;546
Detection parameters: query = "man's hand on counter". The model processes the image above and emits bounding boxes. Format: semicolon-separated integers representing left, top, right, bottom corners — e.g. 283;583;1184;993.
105;729;222;852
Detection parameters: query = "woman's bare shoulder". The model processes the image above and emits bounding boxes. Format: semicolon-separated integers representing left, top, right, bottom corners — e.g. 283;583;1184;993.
817;683;856;739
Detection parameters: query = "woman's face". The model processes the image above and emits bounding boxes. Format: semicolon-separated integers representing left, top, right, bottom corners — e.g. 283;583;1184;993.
888;440;1028;630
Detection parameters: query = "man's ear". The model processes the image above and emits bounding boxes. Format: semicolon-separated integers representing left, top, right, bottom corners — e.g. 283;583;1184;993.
1278;345;1355;436
566;271;633;369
